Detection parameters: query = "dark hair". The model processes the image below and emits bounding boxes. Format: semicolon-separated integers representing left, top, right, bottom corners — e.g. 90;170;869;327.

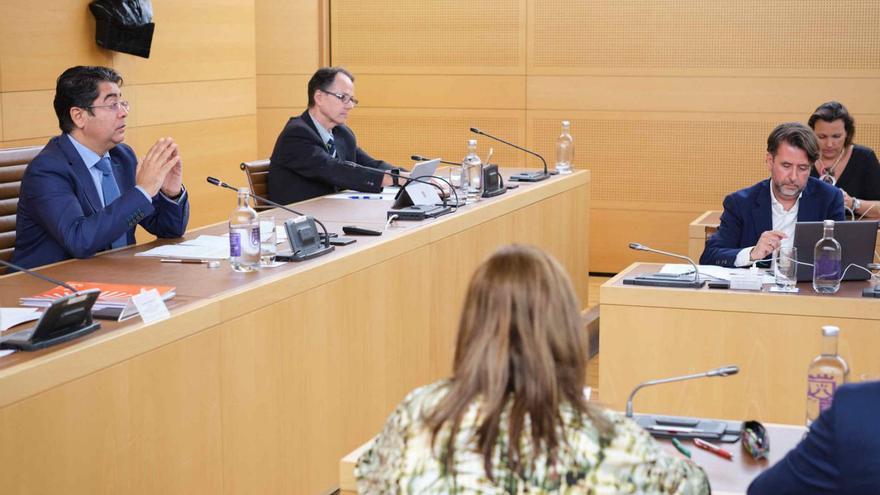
54;66;123;133
808;101;855;147
766;122;820;164
424;244;611;481
307;66;354;107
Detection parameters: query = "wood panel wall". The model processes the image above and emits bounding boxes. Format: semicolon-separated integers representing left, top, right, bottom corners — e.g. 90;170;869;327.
323;0;880;272
0;0;258;238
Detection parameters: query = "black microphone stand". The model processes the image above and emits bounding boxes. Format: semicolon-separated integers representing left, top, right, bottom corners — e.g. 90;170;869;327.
469;127;554;182
206;177;334;261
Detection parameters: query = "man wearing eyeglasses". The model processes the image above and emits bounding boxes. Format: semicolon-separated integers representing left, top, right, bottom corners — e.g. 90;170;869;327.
267;66;400;205
12;66;189;269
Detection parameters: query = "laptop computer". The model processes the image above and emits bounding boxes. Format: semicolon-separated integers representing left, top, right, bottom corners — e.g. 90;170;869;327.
392;158;442;209
793;220;878;281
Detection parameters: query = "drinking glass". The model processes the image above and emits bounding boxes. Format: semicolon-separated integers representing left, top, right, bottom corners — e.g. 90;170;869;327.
772;246;798;292
259;216;277;266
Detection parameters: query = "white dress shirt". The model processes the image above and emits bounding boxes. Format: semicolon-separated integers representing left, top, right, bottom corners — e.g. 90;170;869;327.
734;187;800;267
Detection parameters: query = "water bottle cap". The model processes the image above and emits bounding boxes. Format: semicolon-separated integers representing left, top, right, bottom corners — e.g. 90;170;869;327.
562;120;570;126
468;139;477;146
823;219;835;227
821;325;840;336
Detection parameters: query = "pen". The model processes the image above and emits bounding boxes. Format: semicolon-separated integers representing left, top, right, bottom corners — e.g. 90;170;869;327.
160;258;209;264
693;438;733;460
671;437;691;458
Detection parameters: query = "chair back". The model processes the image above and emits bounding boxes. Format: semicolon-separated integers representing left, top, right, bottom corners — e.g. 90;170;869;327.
0;145;43;264
239;159;271;211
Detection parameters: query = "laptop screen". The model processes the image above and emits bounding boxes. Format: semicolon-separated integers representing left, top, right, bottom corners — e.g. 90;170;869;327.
793;220;878;281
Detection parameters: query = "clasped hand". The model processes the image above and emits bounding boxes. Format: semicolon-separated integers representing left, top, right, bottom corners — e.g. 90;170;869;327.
135;137;183;197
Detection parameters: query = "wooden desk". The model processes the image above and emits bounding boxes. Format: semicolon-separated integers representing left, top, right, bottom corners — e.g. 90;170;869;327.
599;262;880;424
0;170;590;495
337;422;806;495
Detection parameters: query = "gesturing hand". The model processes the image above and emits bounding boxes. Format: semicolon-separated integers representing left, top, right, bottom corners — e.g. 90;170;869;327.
135;137;181;197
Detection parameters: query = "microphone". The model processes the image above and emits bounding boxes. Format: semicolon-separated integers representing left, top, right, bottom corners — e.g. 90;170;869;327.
0;258;102;350
469;127;551;182
0;258;77;291
625;242;704;288
341;161;460;208
626;365;739;418
625;365;741;441
411;155;460;167
206;177;334;261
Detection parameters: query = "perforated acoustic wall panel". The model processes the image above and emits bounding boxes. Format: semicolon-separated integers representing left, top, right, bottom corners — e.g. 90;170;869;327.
530;0;880;73
347;110;526;169
327;0;880;271
331;0;525;73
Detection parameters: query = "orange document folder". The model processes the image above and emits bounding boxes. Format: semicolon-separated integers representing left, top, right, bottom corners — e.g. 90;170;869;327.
20;281;176;309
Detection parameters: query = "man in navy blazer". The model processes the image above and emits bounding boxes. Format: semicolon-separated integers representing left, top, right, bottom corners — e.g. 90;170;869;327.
748;381;880;494
268;66;399;205
701;123;844;267
12;66;189;270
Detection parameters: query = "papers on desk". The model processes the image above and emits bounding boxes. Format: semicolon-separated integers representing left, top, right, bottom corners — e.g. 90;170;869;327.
660;264;775;285
136;235;229;259
1;308;40;332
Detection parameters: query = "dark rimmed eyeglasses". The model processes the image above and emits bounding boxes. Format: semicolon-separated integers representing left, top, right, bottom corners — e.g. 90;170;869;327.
319;89;358;106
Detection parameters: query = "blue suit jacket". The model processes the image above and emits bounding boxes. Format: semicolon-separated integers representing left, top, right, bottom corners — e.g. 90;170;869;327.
12;135;189;269
748;381;880;494
700;178;844;266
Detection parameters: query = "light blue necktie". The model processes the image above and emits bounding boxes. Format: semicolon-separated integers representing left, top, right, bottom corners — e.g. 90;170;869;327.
95;157;128;249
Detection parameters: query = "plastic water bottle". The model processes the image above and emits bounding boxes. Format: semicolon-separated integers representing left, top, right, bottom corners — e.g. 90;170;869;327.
812;219;842;293
555;120;574;174
229;188;260;272
805;325;848;427
461;139;483;203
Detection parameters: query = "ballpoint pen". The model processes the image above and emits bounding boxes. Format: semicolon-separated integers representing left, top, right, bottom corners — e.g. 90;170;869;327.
160;258;210;264
693;438;733;460
671;437;692;458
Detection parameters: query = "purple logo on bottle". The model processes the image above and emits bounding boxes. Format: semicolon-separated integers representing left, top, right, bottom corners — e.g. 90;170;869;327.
229;232;241;257
807;373;838;412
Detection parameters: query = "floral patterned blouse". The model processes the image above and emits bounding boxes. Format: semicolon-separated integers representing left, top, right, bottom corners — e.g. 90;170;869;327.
356;380;710;494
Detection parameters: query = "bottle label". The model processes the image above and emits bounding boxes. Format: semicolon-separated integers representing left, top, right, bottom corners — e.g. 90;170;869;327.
807;373;838;412
229;231;242;257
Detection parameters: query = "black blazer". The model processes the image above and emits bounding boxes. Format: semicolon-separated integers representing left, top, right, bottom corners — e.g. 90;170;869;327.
267;110;396;205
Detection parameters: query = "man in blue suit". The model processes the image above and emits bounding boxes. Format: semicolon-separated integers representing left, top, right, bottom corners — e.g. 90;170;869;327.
700;122;844;267
748;381;880;494
12;66;189;269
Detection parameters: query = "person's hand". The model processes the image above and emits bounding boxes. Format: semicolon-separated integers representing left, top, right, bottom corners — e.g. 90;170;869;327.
750;230;787;261
136;138;180;197
431;177;451;198
841;190;854;209
160;144;183;198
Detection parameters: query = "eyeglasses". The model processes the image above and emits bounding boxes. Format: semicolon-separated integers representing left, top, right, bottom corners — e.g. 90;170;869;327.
87;100;131;113
319;89;358;106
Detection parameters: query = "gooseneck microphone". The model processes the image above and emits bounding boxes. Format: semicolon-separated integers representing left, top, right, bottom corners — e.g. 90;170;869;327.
206;176;331;249
0;258;102;351
206;177;335;261
411;155;460;167
626;242;704;288
0;258;78;291
626;365;739;418
469;127;550;182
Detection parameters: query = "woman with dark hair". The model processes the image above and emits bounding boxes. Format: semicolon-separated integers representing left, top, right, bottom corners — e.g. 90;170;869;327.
809;101;880;219
356;245;708;493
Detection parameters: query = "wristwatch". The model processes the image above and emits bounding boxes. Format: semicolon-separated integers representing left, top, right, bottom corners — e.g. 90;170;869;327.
852;197;862;212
